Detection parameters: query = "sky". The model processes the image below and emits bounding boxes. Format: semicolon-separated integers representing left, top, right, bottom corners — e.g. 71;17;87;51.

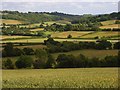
0;0;119;15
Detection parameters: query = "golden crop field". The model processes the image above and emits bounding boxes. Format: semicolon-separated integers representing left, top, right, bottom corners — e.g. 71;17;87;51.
0;19;24;25
51;31;92;38
30;28;44;31
2;68;118;88
101;20;116;26
1;35;32;40
100;24;119;29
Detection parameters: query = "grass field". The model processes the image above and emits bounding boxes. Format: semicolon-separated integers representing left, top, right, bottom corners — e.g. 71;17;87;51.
2;68;118;88
81;31;119;38
1;38;119;44
52;50;118;59
51;31;92;38
0;19;24;25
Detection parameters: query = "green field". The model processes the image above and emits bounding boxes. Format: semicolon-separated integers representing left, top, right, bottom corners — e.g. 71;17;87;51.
2;68;118;88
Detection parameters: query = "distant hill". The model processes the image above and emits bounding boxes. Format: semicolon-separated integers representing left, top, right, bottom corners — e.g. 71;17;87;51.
0;10;120;24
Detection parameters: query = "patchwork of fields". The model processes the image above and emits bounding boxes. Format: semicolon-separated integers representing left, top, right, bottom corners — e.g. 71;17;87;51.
1;15;120;89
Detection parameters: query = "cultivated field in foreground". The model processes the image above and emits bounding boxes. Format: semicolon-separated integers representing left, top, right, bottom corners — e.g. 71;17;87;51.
2;68;118;88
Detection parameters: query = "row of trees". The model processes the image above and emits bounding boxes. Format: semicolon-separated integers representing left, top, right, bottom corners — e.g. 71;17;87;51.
2;40;120;57
2;43;35;57
44;38;119;53
3;50;119;69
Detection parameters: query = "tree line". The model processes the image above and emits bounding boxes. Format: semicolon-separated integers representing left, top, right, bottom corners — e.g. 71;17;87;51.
2;39;120;57
2;49;119;69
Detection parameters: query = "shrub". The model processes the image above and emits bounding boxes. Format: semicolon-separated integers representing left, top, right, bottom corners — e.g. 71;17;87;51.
15;55;33;69
4;59;14;69
23;48;34;55
67;34;72;38
33;49;48;69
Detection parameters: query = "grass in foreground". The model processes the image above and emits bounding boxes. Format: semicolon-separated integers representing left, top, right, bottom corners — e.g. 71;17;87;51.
2;68;118;88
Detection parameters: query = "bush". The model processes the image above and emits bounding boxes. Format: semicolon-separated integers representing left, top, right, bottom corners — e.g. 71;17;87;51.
3;43;14;57
113;42;120;49
96;40;112;50
15;55;33;69
56;54;76;68
33;49;48;69
23;48;34;55
67;34;72;38
4;59;14;69
45;54;55;68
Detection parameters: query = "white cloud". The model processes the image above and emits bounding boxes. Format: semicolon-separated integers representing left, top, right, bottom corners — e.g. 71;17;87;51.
2;0;120;2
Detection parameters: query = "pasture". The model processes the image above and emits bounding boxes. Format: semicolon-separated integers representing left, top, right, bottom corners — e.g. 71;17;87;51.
2;68;118;88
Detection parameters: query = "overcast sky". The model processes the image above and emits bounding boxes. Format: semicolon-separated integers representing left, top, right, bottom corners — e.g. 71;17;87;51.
1;0;119;15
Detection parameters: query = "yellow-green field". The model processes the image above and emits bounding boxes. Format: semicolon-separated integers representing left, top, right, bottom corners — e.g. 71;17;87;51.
52;50;118;59
100;20;120;29
0;19;24;25
51;31;92;38
101;20;117;26
1;38;119;44
100;24;119;29
1;35;32;40
2;68;118;88
30;28;44;31
81;31;119;38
